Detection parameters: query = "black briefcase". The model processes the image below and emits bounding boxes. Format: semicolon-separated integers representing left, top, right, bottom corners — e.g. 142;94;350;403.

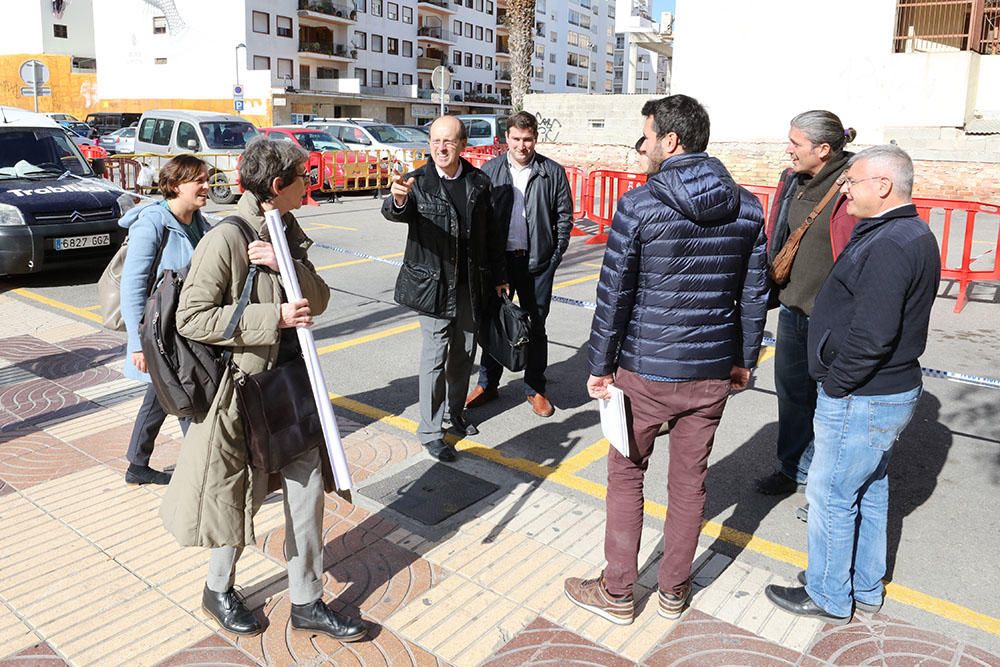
481;293;531;372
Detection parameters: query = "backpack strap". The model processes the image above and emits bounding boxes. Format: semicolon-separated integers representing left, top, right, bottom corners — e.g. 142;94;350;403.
217;216;261;340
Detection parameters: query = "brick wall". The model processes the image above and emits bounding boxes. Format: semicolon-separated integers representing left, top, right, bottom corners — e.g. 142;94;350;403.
537;141;1000;204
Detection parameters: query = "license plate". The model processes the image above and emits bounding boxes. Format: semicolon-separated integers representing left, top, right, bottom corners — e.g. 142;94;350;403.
53;234;111;251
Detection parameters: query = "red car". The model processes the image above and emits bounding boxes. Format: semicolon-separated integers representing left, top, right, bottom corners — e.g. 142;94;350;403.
260;127;387;191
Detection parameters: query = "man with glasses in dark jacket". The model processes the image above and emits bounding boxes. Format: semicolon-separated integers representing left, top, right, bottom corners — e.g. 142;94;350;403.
465;111;574;418
563;95;769;626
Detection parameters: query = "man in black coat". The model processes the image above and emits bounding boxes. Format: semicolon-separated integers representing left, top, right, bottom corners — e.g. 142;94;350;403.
465;111;574;417
382;115;507;461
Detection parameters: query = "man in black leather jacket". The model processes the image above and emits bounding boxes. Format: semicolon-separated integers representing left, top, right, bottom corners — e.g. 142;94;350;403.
465;111;574;418
382;115;507;461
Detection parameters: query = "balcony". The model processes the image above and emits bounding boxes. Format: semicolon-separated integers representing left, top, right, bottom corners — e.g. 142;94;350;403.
360;84;418;98
497;12;510;31
496;43;511;58
299;40;358;61
417;0;455;15
417;56;450;71
465;92;502;104
417;88;463;101
301;77;361;94
416;25;455;44
298;0;358;26
495;67;511;82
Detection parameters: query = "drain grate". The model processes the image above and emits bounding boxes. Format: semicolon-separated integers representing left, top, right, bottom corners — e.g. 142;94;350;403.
358;460;499;525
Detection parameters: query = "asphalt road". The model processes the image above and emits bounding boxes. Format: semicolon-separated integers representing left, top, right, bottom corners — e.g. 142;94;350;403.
4;190;999;653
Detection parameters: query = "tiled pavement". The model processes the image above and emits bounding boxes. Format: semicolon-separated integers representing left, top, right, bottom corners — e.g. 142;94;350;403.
0;292;999;667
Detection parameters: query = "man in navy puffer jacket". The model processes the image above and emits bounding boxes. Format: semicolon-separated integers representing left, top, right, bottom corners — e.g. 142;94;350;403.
564;95;769;625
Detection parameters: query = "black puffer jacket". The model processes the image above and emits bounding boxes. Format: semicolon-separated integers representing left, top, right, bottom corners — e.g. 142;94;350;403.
481;152;574;274
588;152;769;379
382;158;507;321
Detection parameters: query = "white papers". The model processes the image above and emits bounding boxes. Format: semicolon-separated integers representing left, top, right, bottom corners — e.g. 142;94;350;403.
598;384;630;458
264;209;352;492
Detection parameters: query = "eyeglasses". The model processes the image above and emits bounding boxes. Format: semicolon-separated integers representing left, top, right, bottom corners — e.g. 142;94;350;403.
842;175;887;189
296;172;310;182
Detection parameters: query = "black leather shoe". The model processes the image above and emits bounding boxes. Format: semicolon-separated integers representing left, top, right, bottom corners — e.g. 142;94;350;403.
796;572;883;613
765;585;851;625
449;412;479;436
201;586;263;636
291;600;367;642
754;471;803;496
125;464;171;485
425;439;456;462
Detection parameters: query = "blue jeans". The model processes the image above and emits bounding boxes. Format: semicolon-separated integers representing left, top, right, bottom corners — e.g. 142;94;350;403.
774;305;816;484
805;384;921;617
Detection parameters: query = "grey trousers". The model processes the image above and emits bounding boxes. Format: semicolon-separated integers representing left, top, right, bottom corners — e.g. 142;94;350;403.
206;447;325;606
416;288;477;445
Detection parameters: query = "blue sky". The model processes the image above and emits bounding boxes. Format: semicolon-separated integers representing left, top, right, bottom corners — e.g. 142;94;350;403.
651;0;676;18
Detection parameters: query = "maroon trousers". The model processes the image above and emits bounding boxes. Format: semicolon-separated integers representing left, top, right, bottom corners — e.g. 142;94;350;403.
603;369;730;598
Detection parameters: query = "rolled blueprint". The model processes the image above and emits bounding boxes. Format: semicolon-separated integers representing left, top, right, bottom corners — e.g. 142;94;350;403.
263;209;352;492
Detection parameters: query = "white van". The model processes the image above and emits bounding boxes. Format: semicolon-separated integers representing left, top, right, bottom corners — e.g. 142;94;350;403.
133;109;259;204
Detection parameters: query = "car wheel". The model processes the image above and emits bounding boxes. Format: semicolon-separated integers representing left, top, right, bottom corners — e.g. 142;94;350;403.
208;171;237;204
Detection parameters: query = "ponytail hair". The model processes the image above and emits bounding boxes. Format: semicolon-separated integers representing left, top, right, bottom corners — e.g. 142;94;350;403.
791;110;856;153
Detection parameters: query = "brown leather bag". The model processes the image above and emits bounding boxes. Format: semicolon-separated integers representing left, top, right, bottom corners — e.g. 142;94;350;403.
769;170;848;286
234;356;323;473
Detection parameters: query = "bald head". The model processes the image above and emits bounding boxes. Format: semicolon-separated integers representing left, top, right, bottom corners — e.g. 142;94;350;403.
428;115;467;176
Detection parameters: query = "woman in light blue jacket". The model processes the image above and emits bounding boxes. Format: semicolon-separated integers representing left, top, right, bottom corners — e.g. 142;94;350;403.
119;155;211;485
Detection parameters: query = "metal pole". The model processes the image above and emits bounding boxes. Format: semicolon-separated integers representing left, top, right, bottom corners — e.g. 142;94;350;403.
32;62;39;113
235;47;240;88
439;92;444;117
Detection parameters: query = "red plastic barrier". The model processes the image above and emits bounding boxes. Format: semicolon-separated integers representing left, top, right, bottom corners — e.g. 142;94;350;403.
913;197;1000;313
79;144;108;160
563;166;588;236
582;170;647;244
303;151;323;206
742;184;777;218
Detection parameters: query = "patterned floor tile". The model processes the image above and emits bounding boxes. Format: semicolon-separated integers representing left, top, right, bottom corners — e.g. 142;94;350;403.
0;431;99;489
0;475;13;497
0;641;69;666
0;378;90;427
805;615;1000;666
0;335;122;393
343;427;424;484
60;331;126;354
643;609;821;666
153;634;261;667
483;616;634;667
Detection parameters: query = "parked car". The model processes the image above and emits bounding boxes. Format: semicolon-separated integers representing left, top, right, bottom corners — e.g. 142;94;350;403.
85;112;141;138
304;118;425;171
45;113;81;123
394;125;430;143
133;109;258;204
260;126;389;192
455;114;509;147
98;126;136;154
62;124;97;148
58;120;97;139
0;107;125;275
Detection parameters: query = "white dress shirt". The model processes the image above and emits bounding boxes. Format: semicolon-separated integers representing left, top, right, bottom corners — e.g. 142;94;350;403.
506;155;531;252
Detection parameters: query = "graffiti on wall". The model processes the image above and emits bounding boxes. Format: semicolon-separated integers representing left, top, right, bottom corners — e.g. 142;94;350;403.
80;80;99;108
535;112;562;143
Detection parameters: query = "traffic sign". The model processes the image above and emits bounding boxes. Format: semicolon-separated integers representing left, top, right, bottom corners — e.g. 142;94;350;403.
431;66;452;92
19;60;49;86
234;99;245;111
233;84;244;97
20;86;51;96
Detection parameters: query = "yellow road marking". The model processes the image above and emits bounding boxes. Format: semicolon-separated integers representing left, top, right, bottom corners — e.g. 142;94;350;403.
11;289;102;324
584;261;605;269
553;272;601;290
325;390;1000;638
558;438;610;474
315;252;403;271
82;304;102;312
315;321;420;354
304;222;358;232
757;346;775;365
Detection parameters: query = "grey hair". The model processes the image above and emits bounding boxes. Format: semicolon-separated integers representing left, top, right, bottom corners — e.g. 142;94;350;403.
848;145;915;198
239;136;310;202
790;110;857;153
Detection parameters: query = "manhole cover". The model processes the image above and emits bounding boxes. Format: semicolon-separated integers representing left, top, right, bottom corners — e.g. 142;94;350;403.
358;460;499;525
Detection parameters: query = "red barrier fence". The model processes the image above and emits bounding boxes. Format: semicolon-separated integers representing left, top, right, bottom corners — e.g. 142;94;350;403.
743;184;776;217
914;198;1000;313
582;170;647;245
564;166;588;236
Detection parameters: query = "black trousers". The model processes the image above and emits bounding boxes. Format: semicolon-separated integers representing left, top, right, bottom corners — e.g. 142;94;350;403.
126;385;190;467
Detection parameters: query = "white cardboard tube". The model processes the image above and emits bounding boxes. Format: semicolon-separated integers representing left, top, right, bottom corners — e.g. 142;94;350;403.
264;209;352;491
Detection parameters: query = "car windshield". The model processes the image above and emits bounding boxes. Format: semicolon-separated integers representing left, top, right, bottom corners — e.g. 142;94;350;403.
64;121;91;135
199;121;259;149
365;125;408;143
121;127;135;138
294;132;346;151
0;127;92;179
496;117;508;144
395;127;429;142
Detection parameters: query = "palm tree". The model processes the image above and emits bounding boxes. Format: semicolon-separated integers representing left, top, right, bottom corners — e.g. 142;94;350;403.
506;0;535;111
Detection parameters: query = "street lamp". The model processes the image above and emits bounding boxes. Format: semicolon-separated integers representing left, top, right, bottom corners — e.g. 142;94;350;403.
235;42;246;88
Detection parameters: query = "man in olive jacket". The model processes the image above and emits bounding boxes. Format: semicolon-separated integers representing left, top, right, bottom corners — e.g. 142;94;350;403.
382;115;507;461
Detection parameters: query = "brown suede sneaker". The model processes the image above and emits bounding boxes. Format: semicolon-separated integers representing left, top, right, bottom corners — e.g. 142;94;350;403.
564;575;633;625
658;583;691;619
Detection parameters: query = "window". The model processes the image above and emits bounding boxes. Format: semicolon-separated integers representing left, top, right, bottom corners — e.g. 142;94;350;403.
402;40;412;57
550;30;557;42
403;6;412;23
893;0;998;53
154;57;168;64
487;0;494;13
277;58;294;81
276;15;292;38
549;53;555;63
485;56;492;69
535;44;544;58
464;80;473;93
453;79;462;90
549;74;555;85
402;73;412;84
152;16;166;34
454;19;462;34
453;49;462;64
387;2;398;20
356;0;367;11
53;24;67;38
475;54;483;68
464;53;472;67
533;66;543;80
177;122;200;150
467;119;491;139
152;119;174;145
486;28;493;41
317;67;339;79
387;71;399;85
372;34;383;52
372;70;383;87
465;23;473;38
356;67;367;86
354;31;367;49
387;37;398;54
476;26;483;40
252;10;269;34
371;0;382;17
476;0;483;10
